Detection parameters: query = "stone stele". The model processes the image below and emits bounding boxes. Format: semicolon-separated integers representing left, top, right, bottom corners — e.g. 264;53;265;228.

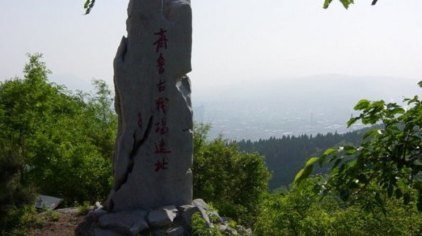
106;0;193;211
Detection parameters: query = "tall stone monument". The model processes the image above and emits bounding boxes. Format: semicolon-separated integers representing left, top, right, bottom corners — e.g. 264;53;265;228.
76;1;247;234
106;0;193;211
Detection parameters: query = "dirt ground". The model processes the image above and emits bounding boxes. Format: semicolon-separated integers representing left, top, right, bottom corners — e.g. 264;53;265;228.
29;209;85;236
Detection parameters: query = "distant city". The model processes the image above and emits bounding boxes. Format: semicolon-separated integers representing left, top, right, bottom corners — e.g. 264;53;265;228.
48;74;420;141
193;75;420;140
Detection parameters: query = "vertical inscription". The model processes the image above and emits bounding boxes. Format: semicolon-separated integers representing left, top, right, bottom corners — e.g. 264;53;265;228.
153;27;170;172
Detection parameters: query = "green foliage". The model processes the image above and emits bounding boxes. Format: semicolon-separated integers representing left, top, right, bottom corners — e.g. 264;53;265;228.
324;0;379;9
83;0;96;15
255;177;422;235
193;124;271;226
294;157;319;184
43;210;60;222
83;0;375;15
296;81;422;212
0;140;37;234
0;54;115;205
237;131;362;189
324;0;354;9
0;205;39;236
192;212;222;236
77;201;92;216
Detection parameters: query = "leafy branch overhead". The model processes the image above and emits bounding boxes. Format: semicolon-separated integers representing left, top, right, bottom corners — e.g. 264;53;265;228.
83;0;379;15
83;0;95;15
295;81;422;212
324;0;378;9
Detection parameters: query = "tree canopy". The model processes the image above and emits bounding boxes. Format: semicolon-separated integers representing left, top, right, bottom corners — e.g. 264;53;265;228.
0;54;116;205
295;81;422;212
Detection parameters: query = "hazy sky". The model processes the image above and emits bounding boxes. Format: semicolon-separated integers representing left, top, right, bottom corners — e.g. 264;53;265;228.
1;0;422;94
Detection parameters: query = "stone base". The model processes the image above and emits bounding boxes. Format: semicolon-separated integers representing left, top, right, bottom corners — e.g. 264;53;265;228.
75;199;211;236
75;199;251;236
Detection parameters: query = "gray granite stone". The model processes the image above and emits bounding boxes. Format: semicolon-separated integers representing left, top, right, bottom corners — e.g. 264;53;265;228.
87;208;108;221
148;205;178;228
178;204;199;228
191;199;212;227
98;209;149;235
56;207;79;214
167;227;184;236
35;195;62;210
106;0;193;212
192;199;209;211
94;228;122;236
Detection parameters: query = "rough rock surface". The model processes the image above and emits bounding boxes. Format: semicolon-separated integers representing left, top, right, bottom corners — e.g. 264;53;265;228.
76;199;196;235
106;0;193;212
75;199;252;236
147;205;178;228
98;209;148;235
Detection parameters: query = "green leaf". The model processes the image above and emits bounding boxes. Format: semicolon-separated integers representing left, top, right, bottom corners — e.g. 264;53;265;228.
83;0;95;15
418;81;422;88
324;0;353;9
323;0;333;9
340;0;354;9
294;166;313;185
343;145;356;155
294;157;319;185
372;100;385;112
348;159;358;169
323;148;336;156
347;116;359;128
387;105;405;116
83;0;90;9
305;157;320;167
363;128;382;140
361;115;379;125
354;99;371;110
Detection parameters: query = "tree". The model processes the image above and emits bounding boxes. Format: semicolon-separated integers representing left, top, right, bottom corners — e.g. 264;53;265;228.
193;124;271;226
0;54;116;205
236;130;362;189
295;81;422;211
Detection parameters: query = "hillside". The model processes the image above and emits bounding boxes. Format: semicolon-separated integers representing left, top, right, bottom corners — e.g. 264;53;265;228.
237;130;363;189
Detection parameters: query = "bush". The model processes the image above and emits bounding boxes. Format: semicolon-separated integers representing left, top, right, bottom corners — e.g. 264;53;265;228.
296;82;422;211
0;54;115;205
0;139;37;235
254;177;422;235
193;124;271;226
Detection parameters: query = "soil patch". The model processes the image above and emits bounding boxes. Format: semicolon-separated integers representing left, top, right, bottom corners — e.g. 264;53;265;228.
29;208;85;236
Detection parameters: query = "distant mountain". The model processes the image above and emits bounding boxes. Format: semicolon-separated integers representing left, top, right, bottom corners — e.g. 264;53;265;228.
193;75;420;140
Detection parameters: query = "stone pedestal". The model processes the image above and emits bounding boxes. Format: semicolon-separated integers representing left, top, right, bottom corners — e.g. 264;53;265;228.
75;199;252;236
